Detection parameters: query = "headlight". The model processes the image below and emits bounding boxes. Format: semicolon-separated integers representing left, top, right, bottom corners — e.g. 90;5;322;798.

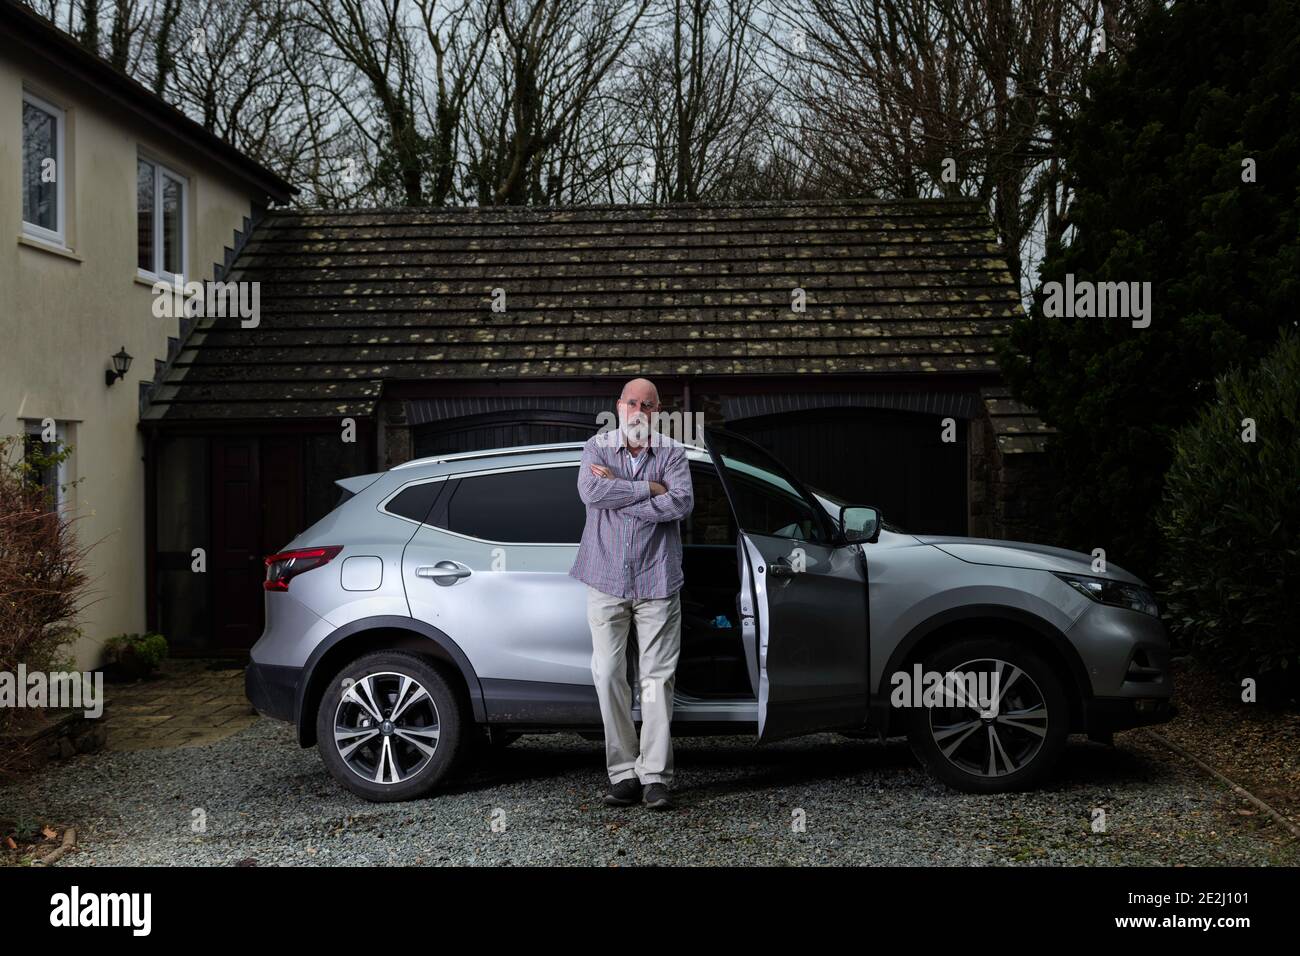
1054;573;1159;617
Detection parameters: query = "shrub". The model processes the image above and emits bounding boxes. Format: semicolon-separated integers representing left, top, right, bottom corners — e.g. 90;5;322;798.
1156;329;1300;693
102;633;169;680
0;434;90;773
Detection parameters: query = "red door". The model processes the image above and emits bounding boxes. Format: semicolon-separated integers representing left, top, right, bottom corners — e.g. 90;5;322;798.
210;437;304;650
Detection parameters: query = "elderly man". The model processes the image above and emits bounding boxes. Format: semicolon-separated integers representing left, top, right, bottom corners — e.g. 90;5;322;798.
570;378;694;809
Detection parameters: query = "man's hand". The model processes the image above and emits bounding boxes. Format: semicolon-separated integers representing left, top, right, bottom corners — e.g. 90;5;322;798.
589;463;667;496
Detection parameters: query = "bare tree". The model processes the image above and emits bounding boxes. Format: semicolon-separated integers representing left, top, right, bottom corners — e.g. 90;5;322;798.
463;0;653;205
76;0;102;52
295;0;491;205
152;0;183;94
415;0;494;204
618;0;773;202
17;0;1153;221
297;0;427;204
771;0;1142;285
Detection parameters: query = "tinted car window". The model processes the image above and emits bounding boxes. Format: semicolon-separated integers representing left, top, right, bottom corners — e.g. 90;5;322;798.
442;466;585;543
385;481;446;523
708;432;830;543
683;463;738;545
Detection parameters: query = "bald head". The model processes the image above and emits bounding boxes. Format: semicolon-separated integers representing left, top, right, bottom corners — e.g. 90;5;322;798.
616;378;661;447
619;378;659;405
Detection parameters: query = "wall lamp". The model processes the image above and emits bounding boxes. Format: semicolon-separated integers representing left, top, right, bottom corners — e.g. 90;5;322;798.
105;346;133;387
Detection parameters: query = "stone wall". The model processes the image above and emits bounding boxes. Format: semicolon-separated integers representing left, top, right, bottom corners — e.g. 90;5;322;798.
379;398;413;469
969;411;1058;544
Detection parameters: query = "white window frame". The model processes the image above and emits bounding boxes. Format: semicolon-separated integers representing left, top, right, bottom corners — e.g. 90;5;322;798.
136;155;189;282
23;419;69;511
21;90;67;247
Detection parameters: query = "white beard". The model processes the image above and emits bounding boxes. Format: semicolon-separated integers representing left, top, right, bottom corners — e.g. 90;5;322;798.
621;416;651;446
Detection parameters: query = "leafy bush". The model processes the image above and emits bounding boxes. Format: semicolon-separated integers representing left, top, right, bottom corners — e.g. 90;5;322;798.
103;633;169;680
1157;329;1300;690
0;434;89;773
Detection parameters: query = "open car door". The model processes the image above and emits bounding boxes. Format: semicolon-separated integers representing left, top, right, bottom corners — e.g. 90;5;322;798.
703;426;869;742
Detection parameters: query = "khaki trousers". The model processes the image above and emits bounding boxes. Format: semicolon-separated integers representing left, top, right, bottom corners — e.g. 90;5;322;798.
586;585;682;785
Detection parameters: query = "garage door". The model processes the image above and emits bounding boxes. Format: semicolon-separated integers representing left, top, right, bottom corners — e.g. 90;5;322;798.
412;410;597;458
727;408;968;535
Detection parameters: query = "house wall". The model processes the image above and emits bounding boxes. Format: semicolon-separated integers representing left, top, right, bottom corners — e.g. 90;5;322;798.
0;46;266;669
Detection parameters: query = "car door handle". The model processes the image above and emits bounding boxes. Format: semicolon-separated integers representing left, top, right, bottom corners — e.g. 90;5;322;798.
767;561;795;578
415;562;471;585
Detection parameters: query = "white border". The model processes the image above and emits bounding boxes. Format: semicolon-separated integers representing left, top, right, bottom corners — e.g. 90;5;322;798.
136;155;189;282
20;90;66;247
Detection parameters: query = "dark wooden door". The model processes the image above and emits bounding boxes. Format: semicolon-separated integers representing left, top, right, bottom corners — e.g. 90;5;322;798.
210;437;304;650
728;408;968;535
210;439;262;649
262;439;305;556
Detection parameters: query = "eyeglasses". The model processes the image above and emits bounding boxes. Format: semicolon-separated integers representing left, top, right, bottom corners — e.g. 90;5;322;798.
619;398;660;411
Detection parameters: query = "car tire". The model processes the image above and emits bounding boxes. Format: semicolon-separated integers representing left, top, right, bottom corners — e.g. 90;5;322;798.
316;651;465;802
906;637;1069;794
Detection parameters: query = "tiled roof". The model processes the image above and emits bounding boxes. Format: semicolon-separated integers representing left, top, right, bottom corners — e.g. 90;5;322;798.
144;200;1027;422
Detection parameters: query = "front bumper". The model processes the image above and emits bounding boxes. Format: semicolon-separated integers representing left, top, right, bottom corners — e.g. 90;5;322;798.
1065;599;1175;734
1067;601;1174;697
245;661;302;724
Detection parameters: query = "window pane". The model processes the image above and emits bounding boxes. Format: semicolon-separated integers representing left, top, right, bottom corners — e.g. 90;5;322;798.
443;467;586;543
23;431;60;513
162;174;183;275
385;482;445;524
708;431;829;542
137;160;155;271
683;464;737;545
22;101;57;231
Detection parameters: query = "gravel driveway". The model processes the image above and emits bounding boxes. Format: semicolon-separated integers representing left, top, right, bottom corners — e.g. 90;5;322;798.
6;719;1294;866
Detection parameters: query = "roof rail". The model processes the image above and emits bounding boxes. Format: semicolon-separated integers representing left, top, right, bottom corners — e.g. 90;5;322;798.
391;438;707;471
391;442;587;471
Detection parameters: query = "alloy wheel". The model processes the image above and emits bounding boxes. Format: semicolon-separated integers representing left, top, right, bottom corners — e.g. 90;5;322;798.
927;657;1050;778
333;671;441;785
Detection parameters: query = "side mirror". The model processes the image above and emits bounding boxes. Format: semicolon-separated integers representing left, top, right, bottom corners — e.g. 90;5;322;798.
839;505;881;544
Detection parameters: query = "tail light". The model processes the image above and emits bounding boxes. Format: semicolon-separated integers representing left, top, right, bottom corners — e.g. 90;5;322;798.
264;546;342;592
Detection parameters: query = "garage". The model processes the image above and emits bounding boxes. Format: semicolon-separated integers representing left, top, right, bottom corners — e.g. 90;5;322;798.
143;200;1053;653
727;407;968;535
411;402;971;535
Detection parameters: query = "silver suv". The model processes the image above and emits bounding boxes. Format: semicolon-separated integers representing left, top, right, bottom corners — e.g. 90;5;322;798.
245;426;1173;801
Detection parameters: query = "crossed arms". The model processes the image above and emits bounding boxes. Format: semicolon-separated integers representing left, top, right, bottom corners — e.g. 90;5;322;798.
576;441;694;523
